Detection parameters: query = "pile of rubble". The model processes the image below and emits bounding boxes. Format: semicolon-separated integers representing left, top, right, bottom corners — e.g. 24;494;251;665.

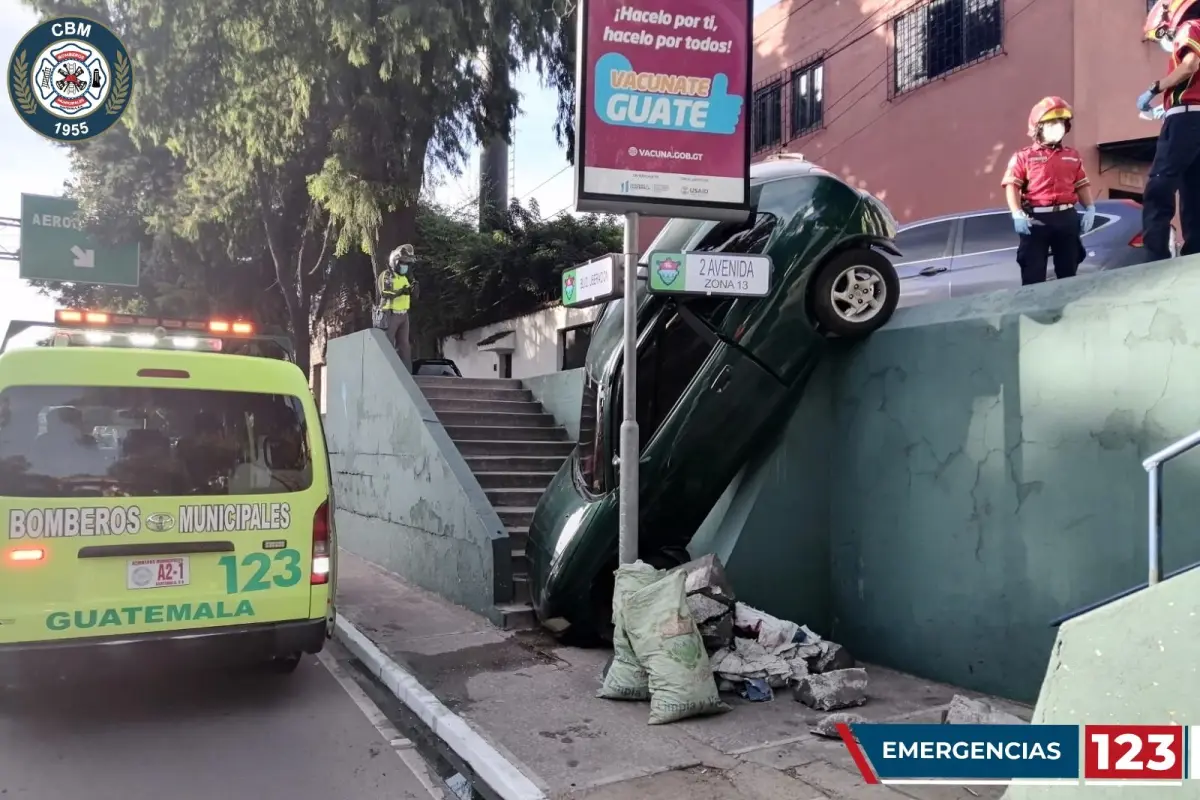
677;555;868;711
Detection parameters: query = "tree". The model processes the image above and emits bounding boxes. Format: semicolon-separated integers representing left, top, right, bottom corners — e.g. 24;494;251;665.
23;0;575;372
410;201;621;350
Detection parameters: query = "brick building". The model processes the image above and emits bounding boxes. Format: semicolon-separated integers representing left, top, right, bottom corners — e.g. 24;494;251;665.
640;0;1164;249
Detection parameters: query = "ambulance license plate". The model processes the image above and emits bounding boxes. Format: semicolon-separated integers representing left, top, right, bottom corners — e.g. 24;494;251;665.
127;557;190;589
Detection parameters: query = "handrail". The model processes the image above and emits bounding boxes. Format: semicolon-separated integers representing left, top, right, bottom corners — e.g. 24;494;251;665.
1051;559;1200;627
1142;427;1200;587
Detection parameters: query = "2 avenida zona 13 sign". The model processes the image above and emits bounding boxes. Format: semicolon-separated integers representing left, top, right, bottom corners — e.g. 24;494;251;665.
7;16;133;142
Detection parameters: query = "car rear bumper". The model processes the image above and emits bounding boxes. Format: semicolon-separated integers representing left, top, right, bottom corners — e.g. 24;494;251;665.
0;618;328;664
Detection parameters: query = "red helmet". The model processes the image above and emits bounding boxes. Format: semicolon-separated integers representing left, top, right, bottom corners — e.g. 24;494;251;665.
1145;0;1199;40
1027;96;1073;138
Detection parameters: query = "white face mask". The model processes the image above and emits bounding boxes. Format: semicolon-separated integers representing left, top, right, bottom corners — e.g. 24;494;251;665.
1041;122;1066;144
1161;36;1175;52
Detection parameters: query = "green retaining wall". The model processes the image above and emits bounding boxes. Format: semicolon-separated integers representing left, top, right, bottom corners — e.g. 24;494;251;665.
703;256;1200;702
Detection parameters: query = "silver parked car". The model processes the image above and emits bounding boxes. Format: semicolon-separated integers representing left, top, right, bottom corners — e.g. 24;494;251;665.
894;200;1178;307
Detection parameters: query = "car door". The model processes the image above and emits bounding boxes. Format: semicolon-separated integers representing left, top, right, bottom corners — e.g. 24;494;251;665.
949;211;1022;299
893;220;955;307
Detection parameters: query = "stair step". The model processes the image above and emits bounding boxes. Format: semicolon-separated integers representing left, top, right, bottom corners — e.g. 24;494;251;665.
486;487;547;507
506;526;529;550
465;455;568;473
497;507;536;527
426;398;544;414
436;410;556;428
456;440;575;457
497;602;536;631
474;471;560;489
415;376;523;390
422;387;533;402
445;425;568;442
513;574;532;605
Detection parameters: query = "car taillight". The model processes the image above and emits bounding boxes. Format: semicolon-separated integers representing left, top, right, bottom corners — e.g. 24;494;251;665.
1130;231;1144;247
311;501;331;584
8;548;45;562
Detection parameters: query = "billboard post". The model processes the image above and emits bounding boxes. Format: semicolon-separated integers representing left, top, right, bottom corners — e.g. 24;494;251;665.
573;0;752;564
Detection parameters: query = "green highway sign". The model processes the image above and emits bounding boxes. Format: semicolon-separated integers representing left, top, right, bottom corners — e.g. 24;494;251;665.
647;251;772;298
19;194;139;286
562;253;623;308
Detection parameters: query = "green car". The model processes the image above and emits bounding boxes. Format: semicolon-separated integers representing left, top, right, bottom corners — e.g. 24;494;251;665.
527;156;901;640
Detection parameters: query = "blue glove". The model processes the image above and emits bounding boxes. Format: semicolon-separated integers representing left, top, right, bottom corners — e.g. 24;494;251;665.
1138;89;1157;112
1013;212;1031;236
1081;205;1096;234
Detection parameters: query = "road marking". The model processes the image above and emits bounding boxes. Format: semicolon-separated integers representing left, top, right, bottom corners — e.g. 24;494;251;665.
317;650;446;800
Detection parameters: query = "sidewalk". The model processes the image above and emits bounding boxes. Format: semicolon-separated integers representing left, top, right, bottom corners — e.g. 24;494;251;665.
336;551;1030;800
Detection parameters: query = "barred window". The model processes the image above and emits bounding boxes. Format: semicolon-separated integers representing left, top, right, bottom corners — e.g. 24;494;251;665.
790;61;824;136
893;0;1003;96
752;81;782;151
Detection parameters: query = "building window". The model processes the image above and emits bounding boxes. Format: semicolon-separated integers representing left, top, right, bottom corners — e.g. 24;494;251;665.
752;81;783;151
561;323;592;371
790;61;824;137
893;0;1003;96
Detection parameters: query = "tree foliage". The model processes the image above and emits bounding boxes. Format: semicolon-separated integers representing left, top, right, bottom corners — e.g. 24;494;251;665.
21;0;582;370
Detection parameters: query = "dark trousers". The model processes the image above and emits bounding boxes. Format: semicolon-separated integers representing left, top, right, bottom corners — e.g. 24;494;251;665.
386;311;412;373
1144;110;1200;262
1016;208;1081;285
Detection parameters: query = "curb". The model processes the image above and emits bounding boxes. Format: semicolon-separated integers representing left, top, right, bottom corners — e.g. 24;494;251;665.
334;615;548;800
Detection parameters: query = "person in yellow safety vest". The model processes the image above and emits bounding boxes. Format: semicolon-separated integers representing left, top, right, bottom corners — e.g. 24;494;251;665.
378;244;416;372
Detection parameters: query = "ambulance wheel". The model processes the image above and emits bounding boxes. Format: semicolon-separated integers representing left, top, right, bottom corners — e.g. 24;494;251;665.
812;249;899;339
267;652;302;674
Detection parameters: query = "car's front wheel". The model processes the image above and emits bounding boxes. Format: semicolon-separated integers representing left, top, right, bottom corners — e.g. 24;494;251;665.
811;248;900;339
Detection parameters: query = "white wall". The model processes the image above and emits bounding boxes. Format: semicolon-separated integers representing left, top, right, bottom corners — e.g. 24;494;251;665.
441;304;601;379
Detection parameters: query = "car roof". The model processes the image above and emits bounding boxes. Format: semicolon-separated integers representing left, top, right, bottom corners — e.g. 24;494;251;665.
899;199;1134;229
750;156;830;183
0;346;310;395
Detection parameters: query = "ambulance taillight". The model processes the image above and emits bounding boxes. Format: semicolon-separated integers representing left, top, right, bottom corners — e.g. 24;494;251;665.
311;501;331;585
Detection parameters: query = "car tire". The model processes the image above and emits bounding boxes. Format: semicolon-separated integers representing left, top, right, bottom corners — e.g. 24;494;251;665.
811;248;900;339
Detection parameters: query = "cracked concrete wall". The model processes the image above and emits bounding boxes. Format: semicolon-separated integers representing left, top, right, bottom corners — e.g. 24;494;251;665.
825;257;1200;702
1002;566;1200;800
325;330;508;622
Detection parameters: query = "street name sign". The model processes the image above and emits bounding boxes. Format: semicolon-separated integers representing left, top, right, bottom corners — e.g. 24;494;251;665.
647;251;772;298
562;253;624;309
19;194;139;286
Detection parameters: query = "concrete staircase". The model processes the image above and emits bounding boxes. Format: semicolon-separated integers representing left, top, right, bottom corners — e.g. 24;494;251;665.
414;375;574;629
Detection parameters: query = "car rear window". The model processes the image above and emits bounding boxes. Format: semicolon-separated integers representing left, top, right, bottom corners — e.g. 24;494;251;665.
0;386;312;498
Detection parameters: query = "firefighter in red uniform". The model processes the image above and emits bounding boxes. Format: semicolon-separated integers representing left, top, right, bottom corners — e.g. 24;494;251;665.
1139;0;1200;262
1002;97;1096;286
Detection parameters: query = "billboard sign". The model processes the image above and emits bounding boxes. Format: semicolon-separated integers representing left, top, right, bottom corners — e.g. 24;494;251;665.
573;0;752;221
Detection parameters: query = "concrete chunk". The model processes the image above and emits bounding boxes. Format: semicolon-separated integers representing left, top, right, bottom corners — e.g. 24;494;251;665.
794;668;869;711
810;641;855;674
675;554;736;607
811;712;868;739
942;694;1027;725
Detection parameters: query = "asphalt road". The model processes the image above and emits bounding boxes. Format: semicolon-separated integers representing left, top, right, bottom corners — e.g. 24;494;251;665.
0;646;440;800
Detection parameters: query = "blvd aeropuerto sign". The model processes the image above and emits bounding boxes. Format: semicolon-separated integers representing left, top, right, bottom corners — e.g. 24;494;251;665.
19;193;139;286
647;250;771;297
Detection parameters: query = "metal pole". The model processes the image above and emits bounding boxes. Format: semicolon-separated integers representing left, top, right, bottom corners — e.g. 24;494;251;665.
618;212;640;565
1148;465;1163;586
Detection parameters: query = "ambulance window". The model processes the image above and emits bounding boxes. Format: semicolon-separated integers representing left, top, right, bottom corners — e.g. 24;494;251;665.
0;386;313;498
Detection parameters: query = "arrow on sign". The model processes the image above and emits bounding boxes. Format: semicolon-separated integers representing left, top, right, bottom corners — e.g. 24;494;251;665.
71;246;95;268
